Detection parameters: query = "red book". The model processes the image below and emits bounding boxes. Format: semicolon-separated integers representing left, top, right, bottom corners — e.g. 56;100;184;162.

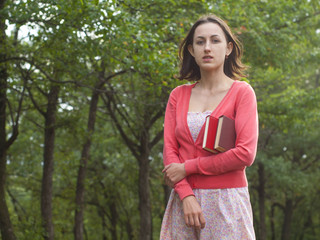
214;115;236;152
202;115;219;153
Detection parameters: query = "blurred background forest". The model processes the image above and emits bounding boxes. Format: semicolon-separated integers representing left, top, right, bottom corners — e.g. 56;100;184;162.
0;0;320;239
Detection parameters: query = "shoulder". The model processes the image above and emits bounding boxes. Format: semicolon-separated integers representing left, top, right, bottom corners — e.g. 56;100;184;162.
233;80;254;90
170;82;195;98
233;80;256;96
233;81;257;107
171;82;195;93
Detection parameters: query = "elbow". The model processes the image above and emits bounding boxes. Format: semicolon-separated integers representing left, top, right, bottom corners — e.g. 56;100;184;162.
235;145;257;167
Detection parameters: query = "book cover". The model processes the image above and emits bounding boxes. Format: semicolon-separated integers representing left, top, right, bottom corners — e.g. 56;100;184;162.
214;115;236;152
202;115;219;153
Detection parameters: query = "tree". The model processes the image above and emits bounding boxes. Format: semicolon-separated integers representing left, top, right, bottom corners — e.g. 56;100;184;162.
0;0;25;239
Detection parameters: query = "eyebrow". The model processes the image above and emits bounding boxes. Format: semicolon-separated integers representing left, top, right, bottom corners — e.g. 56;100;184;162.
196;35;220;39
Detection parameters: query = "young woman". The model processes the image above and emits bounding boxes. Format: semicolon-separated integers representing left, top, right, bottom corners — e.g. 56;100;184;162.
160;14;258;239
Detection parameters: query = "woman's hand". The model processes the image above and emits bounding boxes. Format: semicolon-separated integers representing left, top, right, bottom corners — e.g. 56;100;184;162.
182;195;206;230
162;163;186;187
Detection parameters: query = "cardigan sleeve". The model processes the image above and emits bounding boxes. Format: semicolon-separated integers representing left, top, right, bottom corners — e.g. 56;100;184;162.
184;84;259;176
163;87;195;200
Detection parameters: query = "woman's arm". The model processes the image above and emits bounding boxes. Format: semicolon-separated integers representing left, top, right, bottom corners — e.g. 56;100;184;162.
163;87;194;200
163;88;206;229
182;196;206;230
162;162;186;187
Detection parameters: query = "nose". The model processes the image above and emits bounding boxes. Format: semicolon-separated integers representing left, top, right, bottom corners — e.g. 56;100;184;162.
204;42;210;52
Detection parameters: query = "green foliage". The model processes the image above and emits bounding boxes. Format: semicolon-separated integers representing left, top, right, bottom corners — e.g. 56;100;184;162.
1;0;320;239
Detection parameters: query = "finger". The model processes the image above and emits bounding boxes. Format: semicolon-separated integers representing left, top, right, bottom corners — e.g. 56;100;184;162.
163;173;170;182
165;173;174;183
165;178;170;187
164;177;173;188
163;171;167;179
194;215;201;230
163;175;167;184
166;174;175;184
184;215;190;227
189;215;195;227
162;164;172;173
200;213;206;229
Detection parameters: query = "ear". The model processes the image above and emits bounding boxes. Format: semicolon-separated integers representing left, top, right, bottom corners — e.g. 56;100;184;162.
188;44;195;57
226;42;233;57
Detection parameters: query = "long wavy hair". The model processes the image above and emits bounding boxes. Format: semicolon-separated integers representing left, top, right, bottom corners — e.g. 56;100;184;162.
177;14;247;81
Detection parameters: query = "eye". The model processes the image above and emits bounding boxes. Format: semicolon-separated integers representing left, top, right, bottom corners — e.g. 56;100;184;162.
212;39;220;43
196;40;204;45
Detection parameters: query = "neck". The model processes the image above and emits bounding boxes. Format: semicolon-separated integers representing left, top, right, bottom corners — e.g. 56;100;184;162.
198;69;231;91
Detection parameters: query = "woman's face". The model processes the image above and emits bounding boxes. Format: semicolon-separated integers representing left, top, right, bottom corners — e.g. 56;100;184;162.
188;22;232;73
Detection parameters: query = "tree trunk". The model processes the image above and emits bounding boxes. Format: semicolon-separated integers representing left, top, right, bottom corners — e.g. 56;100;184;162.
41;84;60;240
258;162;266;240
109;198;118;240
125;213;134;240
138;152;152;240
0;0;17;238
270;204;276;240
99;209;108;240
0;149;16;240
0;78;16;240
281;198;293;240
74;88;99;240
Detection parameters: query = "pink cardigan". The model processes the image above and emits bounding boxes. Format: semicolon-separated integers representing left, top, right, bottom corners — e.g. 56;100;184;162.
163;80;259;200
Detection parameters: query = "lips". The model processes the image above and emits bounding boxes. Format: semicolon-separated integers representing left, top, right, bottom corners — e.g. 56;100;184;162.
203;55;213;62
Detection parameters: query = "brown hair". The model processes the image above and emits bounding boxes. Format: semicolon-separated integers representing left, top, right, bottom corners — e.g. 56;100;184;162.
177;14;247;81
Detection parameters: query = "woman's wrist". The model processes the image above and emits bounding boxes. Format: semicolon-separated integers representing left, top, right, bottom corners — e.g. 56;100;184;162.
182;194;195;202
184;158;199;175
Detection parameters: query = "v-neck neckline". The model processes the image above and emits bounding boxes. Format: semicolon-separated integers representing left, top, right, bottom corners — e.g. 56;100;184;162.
185;80;237;144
